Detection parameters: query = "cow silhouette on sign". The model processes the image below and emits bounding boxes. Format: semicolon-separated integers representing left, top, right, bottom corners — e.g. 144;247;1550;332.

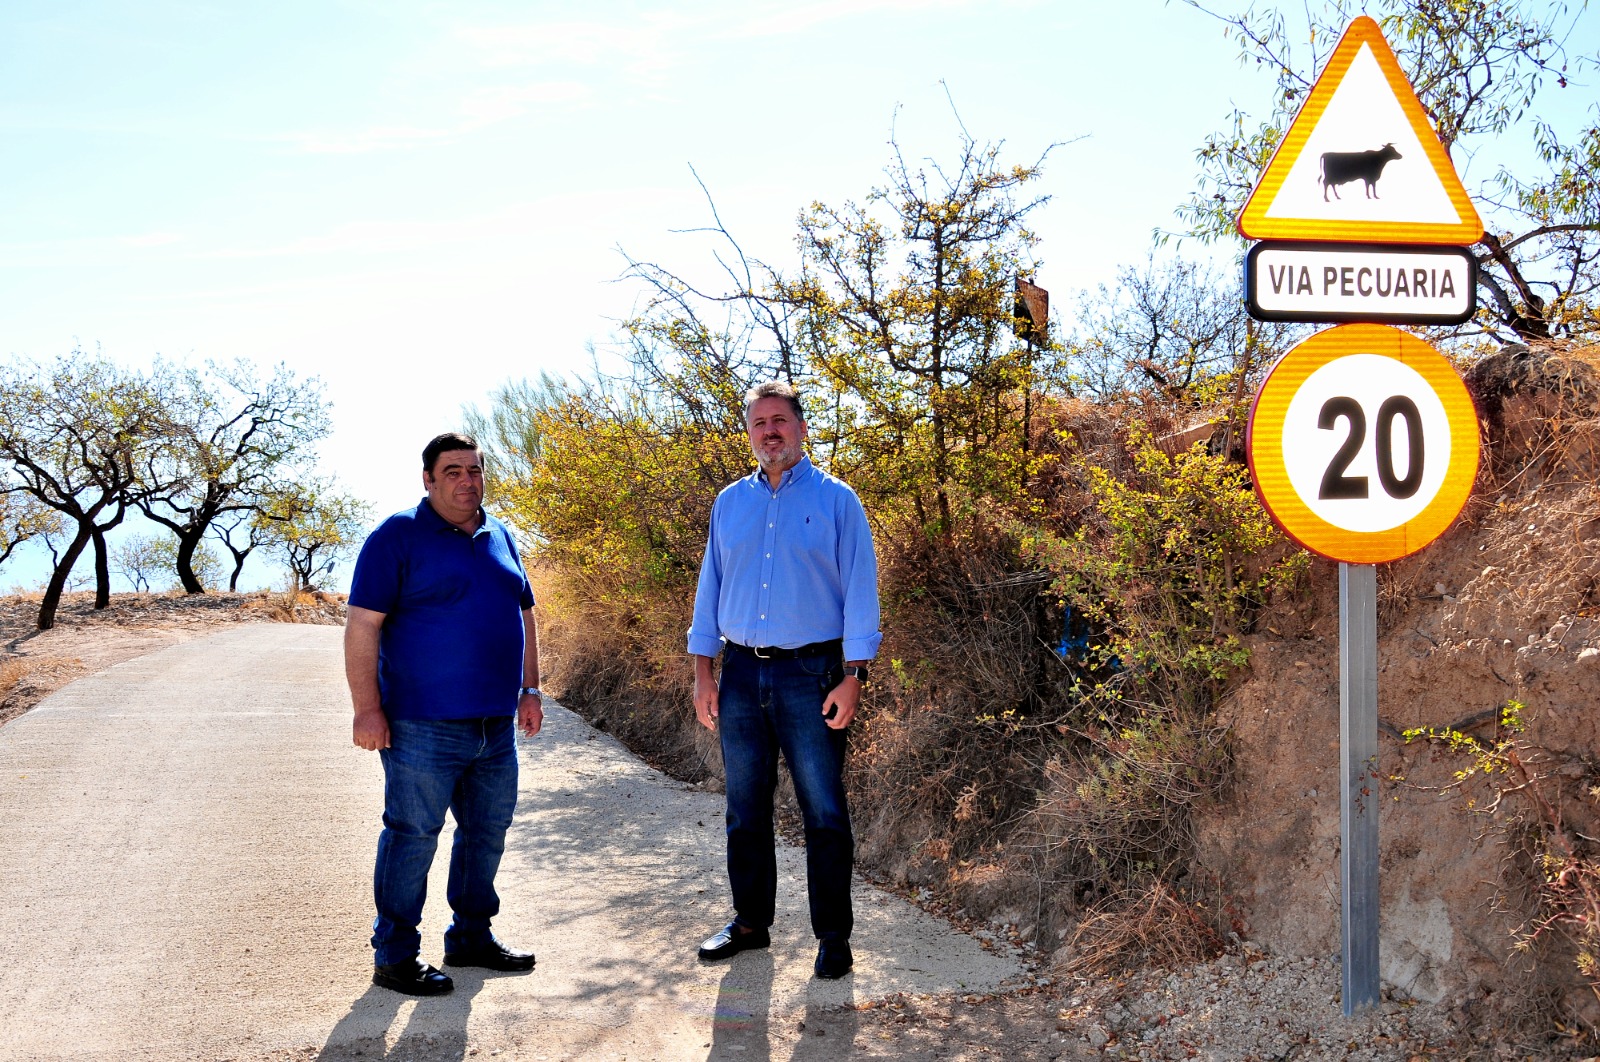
1319;143;1402;201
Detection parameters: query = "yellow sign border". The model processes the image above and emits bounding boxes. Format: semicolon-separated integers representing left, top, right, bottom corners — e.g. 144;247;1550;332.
1237;16;1483;245
1247;323;1479;563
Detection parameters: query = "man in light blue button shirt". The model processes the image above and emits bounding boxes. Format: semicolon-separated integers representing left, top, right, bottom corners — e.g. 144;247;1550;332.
688;380;881;980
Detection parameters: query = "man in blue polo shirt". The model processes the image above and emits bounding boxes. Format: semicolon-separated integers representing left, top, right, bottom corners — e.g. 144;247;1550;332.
688;380;881;980
345;432;544;996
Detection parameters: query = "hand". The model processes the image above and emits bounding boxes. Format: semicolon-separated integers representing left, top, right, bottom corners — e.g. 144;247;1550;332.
353;706;390;751
518;692;544;737
694;672;720;731
822;675;861;730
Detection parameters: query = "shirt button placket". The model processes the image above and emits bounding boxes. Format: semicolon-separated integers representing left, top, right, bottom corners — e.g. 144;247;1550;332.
758;494;778;639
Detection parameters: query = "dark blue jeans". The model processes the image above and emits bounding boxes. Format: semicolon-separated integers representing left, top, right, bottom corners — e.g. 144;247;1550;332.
718;647;854;940
371;716;519;966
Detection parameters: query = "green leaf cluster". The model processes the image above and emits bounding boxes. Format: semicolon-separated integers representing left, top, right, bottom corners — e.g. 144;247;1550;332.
1034;425;1306;713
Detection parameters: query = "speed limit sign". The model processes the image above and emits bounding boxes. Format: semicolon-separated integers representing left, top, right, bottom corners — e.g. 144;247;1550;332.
1248;323;1479;563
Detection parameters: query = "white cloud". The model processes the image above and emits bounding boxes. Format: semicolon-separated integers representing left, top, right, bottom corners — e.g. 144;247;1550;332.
454;17;687;77
195;214;502;259
282;81;590;155
724;0;985;39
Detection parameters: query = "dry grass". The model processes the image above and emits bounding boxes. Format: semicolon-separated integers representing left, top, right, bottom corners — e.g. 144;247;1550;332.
0;653;80;729
239;589;346;625
1059;880;1227;979
0;655;34;691
530;567;715;782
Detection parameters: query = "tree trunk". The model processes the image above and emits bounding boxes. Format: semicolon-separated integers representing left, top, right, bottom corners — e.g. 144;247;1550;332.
226;548;248;592
37;525;93;631
90;508;128;610
175;531;206;594
91;527;112;609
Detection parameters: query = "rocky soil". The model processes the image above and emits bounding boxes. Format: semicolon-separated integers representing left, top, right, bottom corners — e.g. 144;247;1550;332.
830;935;1518;1061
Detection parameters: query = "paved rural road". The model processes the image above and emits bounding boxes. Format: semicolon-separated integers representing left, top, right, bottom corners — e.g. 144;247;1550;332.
0;624;1021;1062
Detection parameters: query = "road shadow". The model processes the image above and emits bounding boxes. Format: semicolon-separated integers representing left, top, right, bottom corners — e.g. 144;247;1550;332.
701;954;863;1061
791;978;859;1061
706;951;774;1061
316;974;488;1060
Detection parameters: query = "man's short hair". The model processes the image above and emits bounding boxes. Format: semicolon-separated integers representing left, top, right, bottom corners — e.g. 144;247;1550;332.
743;380;805;423
422;432;481;475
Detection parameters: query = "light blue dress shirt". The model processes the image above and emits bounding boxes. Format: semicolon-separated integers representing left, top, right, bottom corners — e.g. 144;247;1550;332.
687;455;881;661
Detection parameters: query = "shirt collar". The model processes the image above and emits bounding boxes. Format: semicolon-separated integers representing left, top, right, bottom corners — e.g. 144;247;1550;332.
746;454;814;494
418;497;487;535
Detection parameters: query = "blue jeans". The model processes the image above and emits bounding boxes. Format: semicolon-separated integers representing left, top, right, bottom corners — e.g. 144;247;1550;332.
371;716;519;966
718;647;853;940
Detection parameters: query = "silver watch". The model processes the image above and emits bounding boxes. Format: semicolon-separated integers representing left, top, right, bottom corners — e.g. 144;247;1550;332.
519;686;543;698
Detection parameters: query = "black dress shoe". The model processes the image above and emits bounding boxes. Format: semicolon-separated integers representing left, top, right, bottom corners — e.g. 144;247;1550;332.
814;937;853;979
697;920;771;961
443;938;536;971
373;958;454;996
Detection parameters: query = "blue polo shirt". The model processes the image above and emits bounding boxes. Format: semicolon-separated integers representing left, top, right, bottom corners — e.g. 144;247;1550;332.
348;499;535;721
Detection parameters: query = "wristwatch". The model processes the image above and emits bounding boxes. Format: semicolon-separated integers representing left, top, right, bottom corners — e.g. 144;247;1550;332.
842;665;869;685
519;686;543;698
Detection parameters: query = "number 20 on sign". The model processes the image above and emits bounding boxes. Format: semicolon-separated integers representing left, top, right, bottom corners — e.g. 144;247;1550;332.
1248;323;1479;564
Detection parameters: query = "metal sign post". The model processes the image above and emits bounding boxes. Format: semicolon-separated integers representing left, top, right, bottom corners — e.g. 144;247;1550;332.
1339;562;1380;1015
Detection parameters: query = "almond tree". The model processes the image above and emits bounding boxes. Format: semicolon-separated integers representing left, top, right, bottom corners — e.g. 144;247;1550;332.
771;135;1060;537
0;355;174;629
257;479;370;592
210;507;274;591
0;491;62;571
138;360;330;593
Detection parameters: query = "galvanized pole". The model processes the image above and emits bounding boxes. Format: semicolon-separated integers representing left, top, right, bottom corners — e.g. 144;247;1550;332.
1339;561;1380;1015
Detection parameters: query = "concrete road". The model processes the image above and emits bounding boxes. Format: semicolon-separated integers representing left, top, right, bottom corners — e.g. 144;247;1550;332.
0;624;1021;1061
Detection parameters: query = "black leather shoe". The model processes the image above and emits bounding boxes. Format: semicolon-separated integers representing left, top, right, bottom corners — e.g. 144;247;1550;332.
373;958;453;996
443;938;536;971
814;938;853;979
697;920;771;961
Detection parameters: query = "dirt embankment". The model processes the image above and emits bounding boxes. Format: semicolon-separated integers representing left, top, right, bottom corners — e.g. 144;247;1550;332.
1201;342;1600;1040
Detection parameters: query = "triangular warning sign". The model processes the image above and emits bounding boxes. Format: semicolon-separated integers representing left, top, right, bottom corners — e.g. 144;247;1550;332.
1237;16;1482;244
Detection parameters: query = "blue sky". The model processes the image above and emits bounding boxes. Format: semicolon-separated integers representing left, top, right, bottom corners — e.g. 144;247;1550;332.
1;0;1594;590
